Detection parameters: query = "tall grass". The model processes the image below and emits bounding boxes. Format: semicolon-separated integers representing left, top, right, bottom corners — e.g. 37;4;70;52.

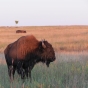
0;53;88;88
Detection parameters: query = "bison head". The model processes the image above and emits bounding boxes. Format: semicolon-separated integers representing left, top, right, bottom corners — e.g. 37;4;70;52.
38;40;56;67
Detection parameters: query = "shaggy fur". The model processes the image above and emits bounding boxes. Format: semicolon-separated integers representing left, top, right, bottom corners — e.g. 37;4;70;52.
4;35;56;81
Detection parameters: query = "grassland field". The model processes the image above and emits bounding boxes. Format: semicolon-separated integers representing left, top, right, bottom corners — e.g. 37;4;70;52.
0;26;88;88
0;26;88;53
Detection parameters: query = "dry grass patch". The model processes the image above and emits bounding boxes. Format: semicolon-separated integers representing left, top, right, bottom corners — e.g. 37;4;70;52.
0;26;88;52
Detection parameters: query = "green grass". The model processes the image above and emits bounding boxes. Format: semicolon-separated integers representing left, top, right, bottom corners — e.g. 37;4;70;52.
0;53;88;88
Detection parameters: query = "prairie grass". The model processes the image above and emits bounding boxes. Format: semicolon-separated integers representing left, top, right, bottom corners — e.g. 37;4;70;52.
0;26;88;88
0;53;88;88
0;26;88;52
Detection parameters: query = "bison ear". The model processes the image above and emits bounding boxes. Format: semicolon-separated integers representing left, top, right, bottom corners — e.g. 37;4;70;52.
42;40;46;48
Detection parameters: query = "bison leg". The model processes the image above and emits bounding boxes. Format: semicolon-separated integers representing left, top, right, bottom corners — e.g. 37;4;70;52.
25;68;28;78
46;61;50;67
5;55;14;82
28;64;34;82
20;68;25;79
8;66;14;82
16;61;25;78
29;70;32;82
29;66;34;82
12;67;16;79
8;67;11;79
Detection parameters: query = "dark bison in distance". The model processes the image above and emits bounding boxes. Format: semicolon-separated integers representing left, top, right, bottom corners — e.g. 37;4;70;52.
4;35;56;82
16;30;26;33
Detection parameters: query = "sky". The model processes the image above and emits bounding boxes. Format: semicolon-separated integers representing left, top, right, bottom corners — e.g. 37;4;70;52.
0;0;88;26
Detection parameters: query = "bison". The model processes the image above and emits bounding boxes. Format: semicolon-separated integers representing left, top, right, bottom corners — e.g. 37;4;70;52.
4;35;56;82
16;30;26;33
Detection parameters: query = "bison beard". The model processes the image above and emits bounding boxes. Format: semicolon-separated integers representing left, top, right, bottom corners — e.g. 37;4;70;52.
4;35;56;82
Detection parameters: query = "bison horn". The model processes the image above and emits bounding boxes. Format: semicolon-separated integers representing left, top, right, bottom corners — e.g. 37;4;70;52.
42;40;46;48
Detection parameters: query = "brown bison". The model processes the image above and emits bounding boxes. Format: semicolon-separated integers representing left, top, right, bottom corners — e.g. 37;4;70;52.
16;30;26;33
4;35;56;82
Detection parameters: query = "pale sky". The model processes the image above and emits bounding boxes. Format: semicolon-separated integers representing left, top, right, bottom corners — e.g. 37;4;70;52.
0;0;88;26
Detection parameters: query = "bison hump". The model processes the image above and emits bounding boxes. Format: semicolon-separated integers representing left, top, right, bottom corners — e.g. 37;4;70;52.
16;35;39;59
